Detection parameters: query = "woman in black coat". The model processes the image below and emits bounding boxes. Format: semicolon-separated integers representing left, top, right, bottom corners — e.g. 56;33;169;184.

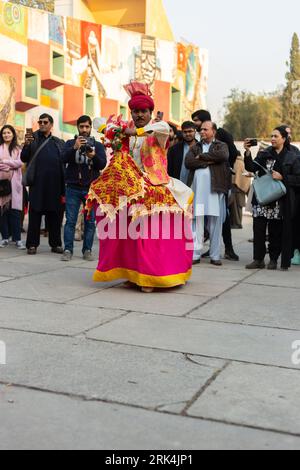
244;126;300;271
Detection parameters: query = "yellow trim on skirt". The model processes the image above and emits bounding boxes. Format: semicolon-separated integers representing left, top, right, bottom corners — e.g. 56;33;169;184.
93;268;192;288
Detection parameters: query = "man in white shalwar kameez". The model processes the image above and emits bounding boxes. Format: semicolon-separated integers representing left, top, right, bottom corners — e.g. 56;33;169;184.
185;121;230;266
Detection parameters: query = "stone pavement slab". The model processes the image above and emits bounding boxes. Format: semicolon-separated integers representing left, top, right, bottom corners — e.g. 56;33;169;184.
1;385;300;450
0;267;117;303
188;362;300;435
245;268;300;289
0;329;226;410
189;284;300;330
0;259;62;278
0;298;125;336
86;312;300;368
172;279;236;298
1;217;300;449
69;286;207;316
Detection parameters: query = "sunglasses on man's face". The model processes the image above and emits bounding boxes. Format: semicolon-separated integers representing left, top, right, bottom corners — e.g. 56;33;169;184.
38;120;50;125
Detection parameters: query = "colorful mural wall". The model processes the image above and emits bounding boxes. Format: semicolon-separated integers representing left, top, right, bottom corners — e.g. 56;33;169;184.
10;0;54;12
0;0;208;140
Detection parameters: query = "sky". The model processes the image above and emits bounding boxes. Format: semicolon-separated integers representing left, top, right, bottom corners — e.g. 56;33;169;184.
163;0;300;122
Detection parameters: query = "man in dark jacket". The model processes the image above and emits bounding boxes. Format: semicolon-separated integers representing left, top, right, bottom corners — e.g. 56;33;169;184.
61;115;106;261
185;121;230;266
192;109;239;261
21;113;65;255
167;121;197;183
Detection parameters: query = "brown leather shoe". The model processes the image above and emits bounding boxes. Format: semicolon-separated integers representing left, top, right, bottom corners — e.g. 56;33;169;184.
210;260;222;266
51;247;64;254
27;247;37;255
246;260;265;269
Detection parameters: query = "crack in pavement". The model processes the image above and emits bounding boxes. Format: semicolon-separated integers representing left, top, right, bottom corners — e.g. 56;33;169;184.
1;379;300;440
181;361;231;415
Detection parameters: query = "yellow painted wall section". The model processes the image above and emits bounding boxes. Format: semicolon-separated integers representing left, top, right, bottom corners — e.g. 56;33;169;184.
83;0;146;33
146;0;174;41
73;0;95;22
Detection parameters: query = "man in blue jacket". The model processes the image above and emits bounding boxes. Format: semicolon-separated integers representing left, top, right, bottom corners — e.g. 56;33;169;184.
61;115;106;261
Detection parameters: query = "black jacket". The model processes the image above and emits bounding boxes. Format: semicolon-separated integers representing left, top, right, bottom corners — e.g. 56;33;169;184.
21;131;65;212
167;142;186;179
62;139;106;189
216;128;239;168
245;146;300;268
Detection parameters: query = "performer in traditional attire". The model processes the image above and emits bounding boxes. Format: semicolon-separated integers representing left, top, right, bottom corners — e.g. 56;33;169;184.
87;82;193;292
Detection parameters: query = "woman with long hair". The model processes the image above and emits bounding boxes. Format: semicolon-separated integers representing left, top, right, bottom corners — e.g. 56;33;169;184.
244;126;300;271
0;124;25;249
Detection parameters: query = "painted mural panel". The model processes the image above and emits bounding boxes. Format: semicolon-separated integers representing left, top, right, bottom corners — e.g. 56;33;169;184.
135;35;159;94
176;42;204;119
10;0;54;13
100;26;141;104
0;74;16;127
64;16;82;84
28;7;49;44
0;0;208;136
0;1;28;45
49;13;64;46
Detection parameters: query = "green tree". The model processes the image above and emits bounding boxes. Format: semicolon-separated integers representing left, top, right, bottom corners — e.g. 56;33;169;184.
282;33;300;139
223;89;282;140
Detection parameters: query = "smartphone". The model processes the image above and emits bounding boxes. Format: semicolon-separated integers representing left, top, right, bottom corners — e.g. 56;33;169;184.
26;128;33;135
157;111;164;120
249;139;258;147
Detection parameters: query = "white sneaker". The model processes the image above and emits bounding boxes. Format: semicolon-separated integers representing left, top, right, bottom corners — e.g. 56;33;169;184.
16;241;26;250
0;240;9;248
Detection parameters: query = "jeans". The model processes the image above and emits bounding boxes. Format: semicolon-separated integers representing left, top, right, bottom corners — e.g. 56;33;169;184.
64;186;95;254
0;209;22;242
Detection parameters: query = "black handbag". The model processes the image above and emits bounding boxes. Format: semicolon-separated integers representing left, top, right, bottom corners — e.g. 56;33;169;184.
0;179;12;197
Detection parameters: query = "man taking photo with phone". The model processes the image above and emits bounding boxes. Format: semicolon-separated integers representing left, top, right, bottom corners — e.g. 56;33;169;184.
21;114;65;255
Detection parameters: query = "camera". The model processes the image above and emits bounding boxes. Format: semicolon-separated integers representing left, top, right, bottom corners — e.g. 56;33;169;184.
79;136;96;156
248;139;258;147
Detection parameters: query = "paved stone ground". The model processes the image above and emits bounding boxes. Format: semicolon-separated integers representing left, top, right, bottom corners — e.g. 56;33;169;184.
0;216;300;450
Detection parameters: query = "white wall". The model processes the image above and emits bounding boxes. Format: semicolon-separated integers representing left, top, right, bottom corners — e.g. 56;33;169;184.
55;0;73;17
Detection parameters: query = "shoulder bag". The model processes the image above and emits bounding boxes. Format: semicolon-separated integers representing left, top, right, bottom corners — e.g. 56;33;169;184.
22;137;52;187
252;160;287;206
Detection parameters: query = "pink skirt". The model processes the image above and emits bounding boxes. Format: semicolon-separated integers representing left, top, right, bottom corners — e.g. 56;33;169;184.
94;210;193;288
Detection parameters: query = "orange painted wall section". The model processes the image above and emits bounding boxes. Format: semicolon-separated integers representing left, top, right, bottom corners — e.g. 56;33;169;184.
28;40;50;80
63;84;84;125
154;80;170;121
101;98;119;118
0;61;22;102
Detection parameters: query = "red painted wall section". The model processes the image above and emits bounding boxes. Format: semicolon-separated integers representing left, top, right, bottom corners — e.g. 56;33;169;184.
28;40;50;80
63;84;84;125
154;80;171;121
101;98;119;118
0;61;22;102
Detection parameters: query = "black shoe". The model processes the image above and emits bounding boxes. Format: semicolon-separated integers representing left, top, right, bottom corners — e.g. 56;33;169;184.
51;247;64;254
224;250;239;261
27;247;37;255
246;260;265;270
192;259;201;265
210;260;222;266
267;260;277;270
201;250;210;258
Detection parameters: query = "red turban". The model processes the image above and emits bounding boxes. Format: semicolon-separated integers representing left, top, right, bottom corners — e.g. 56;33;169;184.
124;81;155;111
